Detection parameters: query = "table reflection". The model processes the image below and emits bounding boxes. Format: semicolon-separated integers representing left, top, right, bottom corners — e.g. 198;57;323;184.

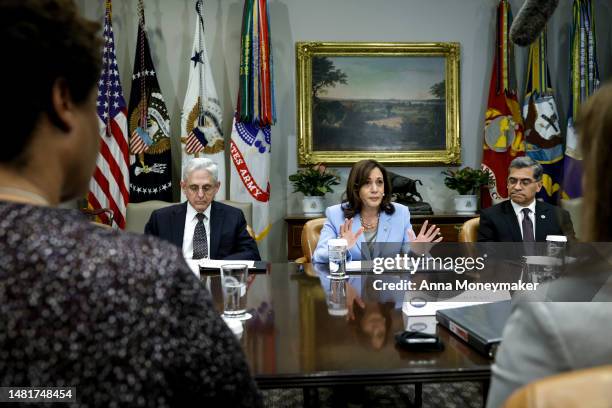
204;263;491;389
314;264;406;351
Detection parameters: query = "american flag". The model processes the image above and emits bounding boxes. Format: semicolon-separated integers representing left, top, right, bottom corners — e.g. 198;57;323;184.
184;125;208;154
129;126;153;155
87;0;129;229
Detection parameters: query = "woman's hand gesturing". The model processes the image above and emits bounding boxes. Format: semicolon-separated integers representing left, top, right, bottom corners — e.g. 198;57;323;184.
339;218;363;249
407;219;443;255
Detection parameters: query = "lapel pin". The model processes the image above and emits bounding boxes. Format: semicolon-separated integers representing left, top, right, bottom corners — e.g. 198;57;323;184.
541;214;546;219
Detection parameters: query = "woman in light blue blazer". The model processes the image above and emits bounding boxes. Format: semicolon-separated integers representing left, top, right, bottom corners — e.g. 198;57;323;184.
313;160;441;263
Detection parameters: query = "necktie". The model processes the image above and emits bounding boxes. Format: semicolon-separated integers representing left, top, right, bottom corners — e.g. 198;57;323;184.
522;208;535;242
193;213;208;259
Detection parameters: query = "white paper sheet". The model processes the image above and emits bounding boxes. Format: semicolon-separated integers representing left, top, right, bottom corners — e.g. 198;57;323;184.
346;261;363;271
185;259;255;278
402;290;511;317
198;259;255;269
345;259;455;273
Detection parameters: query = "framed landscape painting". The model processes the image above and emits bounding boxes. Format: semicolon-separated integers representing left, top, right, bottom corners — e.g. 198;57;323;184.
296;42;461;165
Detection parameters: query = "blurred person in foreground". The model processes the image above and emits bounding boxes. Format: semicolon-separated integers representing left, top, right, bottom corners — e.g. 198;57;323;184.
486;82;612;407
313;159;442;263
0;1;261;406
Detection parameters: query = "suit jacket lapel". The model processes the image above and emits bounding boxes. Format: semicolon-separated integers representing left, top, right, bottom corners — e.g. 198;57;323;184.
172;203;188;248
352;213;368;259
502;201;523;242
373;211;392;259
378;211;392;243
209;201;222;259
535;201;549;241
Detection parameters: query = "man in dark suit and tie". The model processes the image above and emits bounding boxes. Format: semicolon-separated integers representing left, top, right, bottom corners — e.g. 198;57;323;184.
145;158;260;260
478;157;575;242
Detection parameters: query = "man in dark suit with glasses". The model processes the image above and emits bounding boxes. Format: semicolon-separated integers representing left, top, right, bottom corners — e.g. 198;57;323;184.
145;158;260;260
478;157;575;242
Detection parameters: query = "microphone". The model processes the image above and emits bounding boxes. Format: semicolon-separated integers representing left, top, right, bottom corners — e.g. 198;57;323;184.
510;0;559;46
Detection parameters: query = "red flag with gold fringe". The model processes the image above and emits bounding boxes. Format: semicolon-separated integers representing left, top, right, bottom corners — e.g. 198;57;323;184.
481;0;525;208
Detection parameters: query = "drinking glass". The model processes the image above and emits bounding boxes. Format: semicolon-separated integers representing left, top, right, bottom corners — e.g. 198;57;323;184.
220;264;250;319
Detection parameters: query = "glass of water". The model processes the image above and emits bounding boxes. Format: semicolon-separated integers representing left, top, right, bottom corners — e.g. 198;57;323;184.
521;255;563;284
328;238;348;279
546;235;567;263
220;264;250;319
327;279;348;317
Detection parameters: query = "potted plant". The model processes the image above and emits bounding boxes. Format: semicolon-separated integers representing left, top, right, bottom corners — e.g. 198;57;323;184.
289;163;340;215
442;167;492;215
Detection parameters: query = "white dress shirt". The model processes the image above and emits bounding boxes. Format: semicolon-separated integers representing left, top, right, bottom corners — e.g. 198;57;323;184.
510;199;536;240
182;202;211;260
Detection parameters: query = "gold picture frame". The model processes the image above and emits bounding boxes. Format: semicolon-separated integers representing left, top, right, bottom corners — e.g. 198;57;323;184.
296;42;461;165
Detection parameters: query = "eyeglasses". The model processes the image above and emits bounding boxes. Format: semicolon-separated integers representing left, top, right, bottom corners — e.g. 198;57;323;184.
187;184;216;194
507;177;537;187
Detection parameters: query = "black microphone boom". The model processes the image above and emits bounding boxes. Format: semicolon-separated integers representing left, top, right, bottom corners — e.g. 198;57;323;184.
510;0;559;46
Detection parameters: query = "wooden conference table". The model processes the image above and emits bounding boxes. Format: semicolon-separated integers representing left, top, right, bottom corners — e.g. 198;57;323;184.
206;263;492;407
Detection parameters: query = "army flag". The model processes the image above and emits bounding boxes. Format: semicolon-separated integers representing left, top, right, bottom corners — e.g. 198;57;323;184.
522;31;564;204
230;0;275;242
562;0;600;199
481;0;524;208
181;0;225;199
88;0;129;228
128;0;172;202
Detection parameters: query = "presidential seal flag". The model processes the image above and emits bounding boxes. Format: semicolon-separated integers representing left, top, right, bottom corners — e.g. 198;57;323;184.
128;0;172;202
563;0;600;199
88;0;129;229
230;0;276;241
481;0;524;209
522;31;563;204
181;0;225;199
